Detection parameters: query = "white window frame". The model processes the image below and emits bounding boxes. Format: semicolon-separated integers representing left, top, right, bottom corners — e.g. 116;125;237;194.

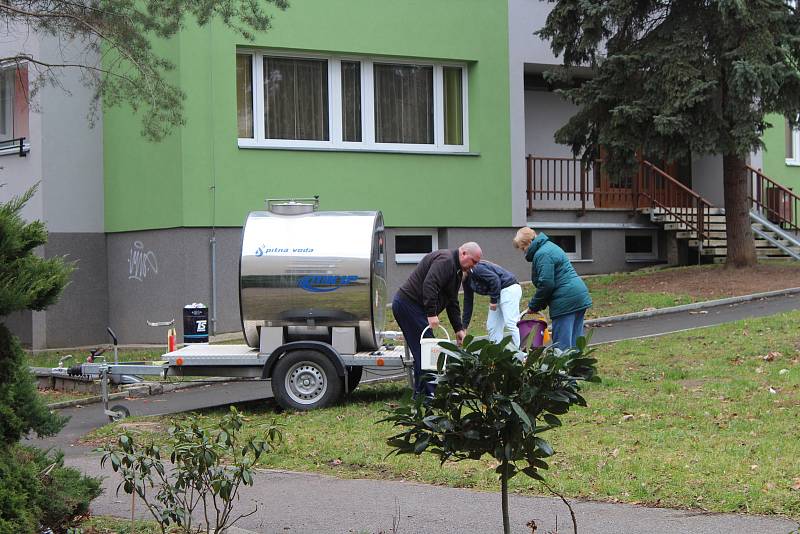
624;231;658;261
0;65;31;156
237;49;469;154
394;229;438;264
0;68;15;141
786;115;800;166
547;231;582;260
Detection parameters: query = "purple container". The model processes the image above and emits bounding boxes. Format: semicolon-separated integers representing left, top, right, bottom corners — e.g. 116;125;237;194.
517;319;547;350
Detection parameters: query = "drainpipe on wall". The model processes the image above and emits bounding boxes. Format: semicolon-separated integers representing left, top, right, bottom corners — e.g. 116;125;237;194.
208;24;218;336
210;223;217;336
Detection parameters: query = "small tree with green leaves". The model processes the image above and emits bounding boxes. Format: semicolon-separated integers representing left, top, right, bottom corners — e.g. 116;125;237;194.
100;407;282;534
382;337;599;534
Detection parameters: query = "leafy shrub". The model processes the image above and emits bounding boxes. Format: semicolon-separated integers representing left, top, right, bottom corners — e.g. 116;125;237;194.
99;407;282;534
0;186;71;446
0;445;102;534
0;187;96;534
383;336;599;534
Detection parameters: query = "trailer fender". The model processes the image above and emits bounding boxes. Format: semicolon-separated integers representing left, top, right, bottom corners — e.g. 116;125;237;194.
262;341;349;391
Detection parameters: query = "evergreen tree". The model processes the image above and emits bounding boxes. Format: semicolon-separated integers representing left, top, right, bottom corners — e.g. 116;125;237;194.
0;185;71;444
538;0;800;267
0;0;288;141
0;186;104;533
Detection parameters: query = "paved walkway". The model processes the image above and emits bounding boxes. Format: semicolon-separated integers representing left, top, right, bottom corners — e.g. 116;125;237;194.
64;454;799;534
30;292;800;534
589;292;799;344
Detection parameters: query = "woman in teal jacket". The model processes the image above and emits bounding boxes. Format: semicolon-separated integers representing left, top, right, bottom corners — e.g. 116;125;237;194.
513;227;592;350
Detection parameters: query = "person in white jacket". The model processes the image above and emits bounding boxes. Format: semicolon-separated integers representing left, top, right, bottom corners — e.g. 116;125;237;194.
461;260;522;348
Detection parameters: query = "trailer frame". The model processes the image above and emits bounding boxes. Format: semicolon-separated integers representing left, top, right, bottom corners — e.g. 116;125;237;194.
76;329;413;418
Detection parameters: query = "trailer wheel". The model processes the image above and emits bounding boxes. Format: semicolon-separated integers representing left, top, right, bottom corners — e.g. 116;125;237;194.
109;404;130;422
346;366;363;394
272;350;343;411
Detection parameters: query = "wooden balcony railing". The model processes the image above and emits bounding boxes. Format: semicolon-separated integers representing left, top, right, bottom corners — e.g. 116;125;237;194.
746;165;798;233
525;156;597;211
526;155;713;241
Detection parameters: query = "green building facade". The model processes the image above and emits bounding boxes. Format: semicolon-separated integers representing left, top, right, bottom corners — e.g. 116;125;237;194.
104;0;513;232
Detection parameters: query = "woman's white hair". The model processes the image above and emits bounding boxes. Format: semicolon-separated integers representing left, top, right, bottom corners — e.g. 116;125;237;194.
513;227;536;250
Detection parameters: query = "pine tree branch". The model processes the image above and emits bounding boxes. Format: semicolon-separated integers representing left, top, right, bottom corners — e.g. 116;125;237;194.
0;54;134;84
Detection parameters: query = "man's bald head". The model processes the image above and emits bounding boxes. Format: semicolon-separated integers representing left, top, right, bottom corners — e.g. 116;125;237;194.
458;242;482;271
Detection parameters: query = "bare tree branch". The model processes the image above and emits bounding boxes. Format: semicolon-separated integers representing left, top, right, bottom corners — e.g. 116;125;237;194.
0;0;287;140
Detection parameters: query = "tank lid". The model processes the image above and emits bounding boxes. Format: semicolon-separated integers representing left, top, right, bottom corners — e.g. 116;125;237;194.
266;197;319;215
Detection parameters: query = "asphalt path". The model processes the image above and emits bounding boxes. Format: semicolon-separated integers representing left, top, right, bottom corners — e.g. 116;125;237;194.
28;293;800;533
588;292;799;344
62;454;799;534
28;380;274;456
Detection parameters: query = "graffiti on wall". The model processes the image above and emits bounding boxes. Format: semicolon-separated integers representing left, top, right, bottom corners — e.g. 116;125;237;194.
128;241;158;281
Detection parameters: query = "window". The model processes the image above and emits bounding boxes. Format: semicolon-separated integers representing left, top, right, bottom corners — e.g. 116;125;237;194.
341;61;362;142
625;232;658;261
264;56;329;141
394;229;438;263
236;51;468;152
548;232;581;260
374;64;433;144
443;66;464;145
785;115;800;166
236;55;253;138
0;64;29;144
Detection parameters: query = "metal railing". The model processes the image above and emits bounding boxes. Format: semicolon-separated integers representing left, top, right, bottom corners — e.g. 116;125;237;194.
638;160;713;242
746;165;798;233
0;137;27;157
526;155;713;241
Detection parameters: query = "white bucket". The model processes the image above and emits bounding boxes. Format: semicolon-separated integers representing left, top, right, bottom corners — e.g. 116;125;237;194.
419;326;454;371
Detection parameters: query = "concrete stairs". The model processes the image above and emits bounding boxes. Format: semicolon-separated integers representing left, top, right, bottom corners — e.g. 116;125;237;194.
641;207;800;262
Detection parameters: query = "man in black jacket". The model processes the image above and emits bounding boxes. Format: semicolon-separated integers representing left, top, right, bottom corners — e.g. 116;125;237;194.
392;242;482;394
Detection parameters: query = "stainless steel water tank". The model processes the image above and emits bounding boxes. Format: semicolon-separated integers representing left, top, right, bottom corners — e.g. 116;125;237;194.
240;207;387;351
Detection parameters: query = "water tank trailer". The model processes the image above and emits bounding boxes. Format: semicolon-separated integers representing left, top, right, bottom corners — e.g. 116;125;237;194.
75;199;411;415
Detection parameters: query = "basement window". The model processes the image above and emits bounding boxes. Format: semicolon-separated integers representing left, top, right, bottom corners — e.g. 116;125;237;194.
625;232;658;261
394;230;438;264
548;232;581;260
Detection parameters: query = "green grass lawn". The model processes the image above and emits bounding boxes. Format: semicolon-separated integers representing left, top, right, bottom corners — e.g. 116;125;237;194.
582;270;696;317
36;388;98;404
26;348;165;370
86;310;800;518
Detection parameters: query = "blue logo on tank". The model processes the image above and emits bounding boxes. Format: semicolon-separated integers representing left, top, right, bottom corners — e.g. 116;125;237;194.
298;275;359;292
